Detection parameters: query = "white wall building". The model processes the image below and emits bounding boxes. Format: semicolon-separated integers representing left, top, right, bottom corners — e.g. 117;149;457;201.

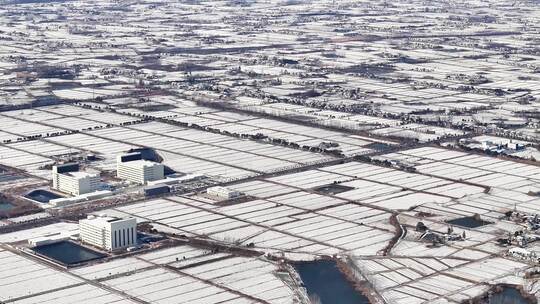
79;215;137;251
28;233;70;247
117;156;164;185
49;190;113;207
207;186;243;200
52;165;100;196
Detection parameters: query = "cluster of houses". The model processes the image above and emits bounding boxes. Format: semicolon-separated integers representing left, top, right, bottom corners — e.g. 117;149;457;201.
501;210;540;262
416;222;466;246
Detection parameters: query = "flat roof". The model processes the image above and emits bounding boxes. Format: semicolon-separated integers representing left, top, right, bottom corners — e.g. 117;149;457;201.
121;160;161;168
81;216;135;225
64;171;99;178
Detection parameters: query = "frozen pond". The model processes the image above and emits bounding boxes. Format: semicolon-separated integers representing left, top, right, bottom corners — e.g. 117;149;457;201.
294;260;370;304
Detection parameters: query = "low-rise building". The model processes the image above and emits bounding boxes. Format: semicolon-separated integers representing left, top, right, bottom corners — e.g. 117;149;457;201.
28;233;70;247
143;184;170;197
207;186;243;200
79;215;137;251
48;190;114;207
507;141;525;151
146;174;204;186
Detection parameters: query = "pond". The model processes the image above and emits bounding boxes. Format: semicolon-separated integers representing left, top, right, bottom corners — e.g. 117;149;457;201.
447;216;492;228
25;189;63;203
313;184;355;195
0;201;14;211
0;172;23;183
33;241;106;265
294;260;370;304
489;287;530;304
365;142;392;152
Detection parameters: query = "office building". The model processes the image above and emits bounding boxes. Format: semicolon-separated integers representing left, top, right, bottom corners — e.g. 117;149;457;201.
52;163;100;196
79;215;137;251
117;157;165;185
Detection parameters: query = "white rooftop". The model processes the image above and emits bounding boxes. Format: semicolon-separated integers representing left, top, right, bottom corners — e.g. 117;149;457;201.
64;171;99;178
81;215;135;226
120;160;161;169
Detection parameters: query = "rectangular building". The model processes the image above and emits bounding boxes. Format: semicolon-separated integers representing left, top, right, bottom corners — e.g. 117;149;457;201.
79;215;137;251
207;186;243;200
117;157;164;185
52;165;100;196
119;152;142;163
28;233;70;247
143;184;170;196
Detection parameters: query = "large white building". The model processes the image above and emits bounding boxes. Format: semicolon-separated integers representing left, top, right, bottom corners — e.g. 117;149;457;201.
207;186;243;200
117;158;165;185
52;164;100;196
79;215;137;251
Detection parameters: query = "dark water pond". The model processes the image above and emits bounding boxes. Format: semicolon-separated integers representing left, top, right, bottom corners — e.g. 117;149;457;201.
489;287;530;304
0;201;14;211
365;142;392;151
33;241;106;265
313;184;355;195
25;189;63;203
294;260;370;304
0;173;23;183
447;216;491;228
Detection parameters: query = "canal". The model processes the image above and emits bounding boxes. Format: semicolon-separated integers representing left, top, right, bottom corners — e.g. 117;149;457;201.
294;260;370;304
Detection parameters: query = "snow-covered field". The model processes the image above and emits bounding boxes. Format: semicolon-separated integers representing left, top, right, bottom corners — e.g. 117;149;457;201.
1;0;540;303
